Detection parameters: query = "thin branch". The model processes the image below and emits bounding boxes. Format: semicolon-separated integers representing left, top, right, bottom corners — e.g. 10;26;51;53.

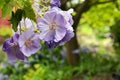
72;0;92;30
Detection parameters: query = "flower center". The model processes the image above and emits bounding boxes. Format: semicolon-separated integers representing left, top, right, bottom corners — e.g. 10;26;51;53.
25;38;34;48
13;42;19;51
49;21;57;30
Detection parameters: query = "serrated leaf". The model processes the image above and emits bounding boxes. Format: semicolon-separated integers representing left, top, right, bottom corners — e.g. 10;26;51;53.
2;0;14;17
0;0;5;9
9;9;24;31
10;12;17;31
23;1;36;22
15;9;23;21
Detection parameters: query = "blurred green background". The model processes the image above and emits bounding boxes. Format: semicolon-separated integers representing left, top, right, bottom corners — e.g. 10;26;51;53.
1;0;120;80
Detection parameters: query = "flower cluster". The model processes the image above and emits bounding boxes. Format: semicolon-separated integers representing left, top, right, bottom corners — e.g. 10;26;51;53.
2;0;74;61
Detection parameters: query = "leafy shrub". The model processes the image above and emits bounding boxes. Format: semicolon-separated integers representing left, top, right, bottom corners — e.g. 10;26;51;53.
23;64;72;80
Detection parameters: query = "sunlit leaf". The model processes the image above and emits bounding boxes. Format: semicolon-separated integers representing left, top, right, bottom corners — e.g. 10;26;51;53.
0;0;5;9
23;1;36;22
2;0;14;17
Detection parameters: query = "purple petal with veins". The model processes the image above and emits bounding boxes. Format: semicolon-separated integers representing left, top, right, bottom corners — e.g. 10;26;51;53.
37;7;74;49
2;33;26;61
18;30;41;57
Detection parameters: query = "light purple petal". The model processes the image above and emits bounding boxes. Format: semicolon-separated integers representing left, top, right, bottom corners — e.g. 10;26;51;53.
66;23;74;31
50;0;61;8
39;30;50;40
54;27;66;42
20;18;34;30
60;30;74;45
37;18;49;25
18;30;41;57
20;39;41;57
20;46;32;57
54;13;67;27
18;30;34;47
44;30;55;41
37;18;49;31
44;11;56;22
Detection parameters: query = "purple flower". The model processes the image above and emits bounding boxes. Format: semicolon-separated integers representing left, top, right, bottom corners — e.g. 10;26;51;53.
50;0;61;8
51;7;74;27
44;41;59;49
37;10;67;42
45;30;74;49
37;8;74;49
17;18;35;32
18;30;41;57
59;30;74;45
2;34;26;61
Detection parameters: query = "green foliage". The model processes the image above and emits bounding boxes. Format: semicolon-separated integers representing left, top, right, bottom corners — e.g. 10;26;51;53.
0;27;12;36
0;0;5;9
1;44;120;80
82;2;120;31
1;0;14;17
0;46;6;62
38;0;50;13
1;0;36;31
9;9;24;31
23;0;36;22
23;64;72;80
22;53;120;80
110;18;120;54
1;0;120;80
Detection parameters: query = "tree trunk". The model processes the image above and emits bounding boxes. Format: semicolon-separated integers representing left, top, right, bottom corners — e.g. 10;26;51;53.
65;14;81;66
61;0;92;66
66;32;79;66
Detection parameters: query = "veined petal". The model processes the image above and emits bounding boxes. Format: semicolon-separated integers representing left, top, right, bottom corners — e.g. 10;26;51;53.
44;11;56;22
37;18;49;25
18;30;41;57
15;51;26;60
18;30;34;47
18;18;35;31
2;33;26;61
44;30;55;41
54;13;67;27
37;19;49;32
20;46;32;57
54;27;66;42
20;40;41;57
39;30;50;40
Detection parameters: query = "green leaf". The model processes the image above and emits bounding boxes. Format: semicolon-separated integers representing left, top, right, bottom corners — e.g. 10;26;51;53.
16;0;24;7
2;0;14;17
9;9;24;31
23;1;36;22
0;0;5;9
15;9;24;21
5;0;11;3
